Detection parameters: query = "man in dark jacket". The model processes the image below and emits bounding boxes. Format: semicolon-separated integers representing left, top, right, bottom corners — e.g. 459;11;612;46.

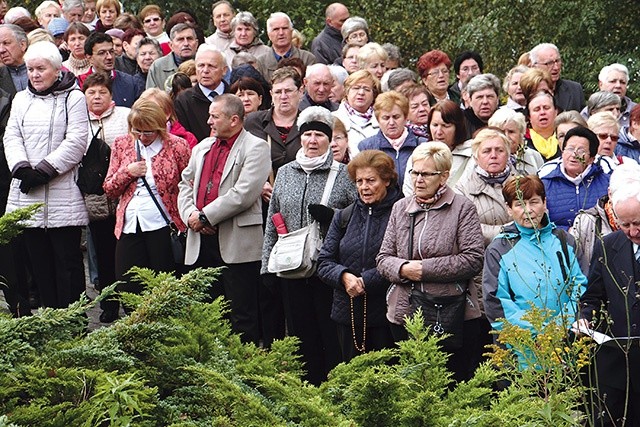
175;45;229;142
310;3;349;65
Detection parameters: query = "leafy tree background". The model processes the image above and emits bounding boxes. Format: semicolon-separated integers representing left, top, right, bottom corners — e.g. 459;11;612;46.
18;0;640;97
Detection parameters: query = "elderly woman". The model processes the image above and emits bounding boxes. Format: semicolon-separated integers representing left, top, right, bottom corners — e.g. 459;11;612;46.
4;41;89;309
318;150;400;362
539;126;610;230
483;175;586;365
403;100;471;196
519;68;554;105
526;90;560;161
332;69;380;156
399;83;432;138
341;43;361;74
61;22;91;75
262;106;357;385
94;0;120;32
377;141;484;382
226;11;270;62
135;37;162;86
35;0;61;29
463;73;500;139
584;91;621;122
103;98;191;311
502;65;528;111
341;16;369;47
456;128;516;245
230;76;264;114
82;72;130;322
488;108;544;175
357;42;387;80
331;117;350;164
417;50;457;105
616;103;640;162
554;110;587;150
138;87;198;149
588;111;626;169
358;91;427;189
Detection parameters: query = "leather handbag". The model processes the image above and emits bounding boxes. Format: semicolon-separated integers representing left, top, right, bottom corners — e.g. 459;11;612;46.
77;125;111;195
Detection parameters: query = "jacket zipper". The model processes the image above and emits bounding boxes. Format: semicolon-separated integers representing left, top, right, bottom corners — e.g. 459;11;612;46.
360;206;372;273
43;96;58;229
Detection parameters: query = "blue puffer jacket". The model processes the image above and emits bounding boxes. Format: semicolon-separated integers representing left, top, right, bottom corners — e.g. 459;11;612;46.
317;186;401;326
540;162;610;230
615;128;640;163
357;129;426;189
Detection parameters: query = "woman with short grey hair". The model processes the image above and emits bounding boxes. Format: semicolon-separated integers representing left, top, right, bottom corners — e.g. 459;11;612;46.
341;16;369;46
586;90;621;119
227;10;270;60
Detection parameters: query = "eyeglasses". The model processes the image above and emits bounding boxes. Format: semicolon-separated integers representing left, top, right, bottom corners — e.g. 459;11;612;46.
272;87;297;97
144;16;161;24
596;132;619;142
460;65;480;74
564;146;587;157
409;169;442;179
132;129;157;137
349;85;373;93
536;58;562;68
426;68;449;77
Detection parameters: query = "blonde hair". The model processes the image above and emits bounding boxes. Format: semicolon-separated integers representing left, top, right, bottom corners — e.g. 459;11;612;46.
471;127;511;158
128;98;168;139
411;141;452;172
587;111;620;133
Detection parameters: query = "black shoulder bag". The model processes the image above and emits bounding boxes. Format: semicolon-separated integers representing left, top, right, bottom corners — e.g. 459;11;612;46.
407;211;466;351
135;141;185;264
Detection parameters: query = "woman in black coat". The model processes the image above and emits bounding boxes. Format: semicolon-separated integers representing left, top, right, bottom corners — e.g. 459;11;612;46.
317;150;400;362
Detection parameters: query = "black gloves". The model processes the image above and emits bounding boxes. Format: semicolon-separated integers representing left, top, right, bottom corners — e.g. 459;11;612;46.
13;160;59;194
308;203;335;226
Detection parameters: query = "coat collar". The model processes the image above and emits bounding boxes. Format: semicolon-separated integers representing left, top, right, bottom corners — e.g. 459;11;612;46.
404;185;455;215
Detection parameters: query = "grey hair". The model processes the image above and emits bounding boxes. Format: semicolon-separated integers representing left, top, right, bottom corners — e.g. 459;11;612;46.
587;91;621;116
4;7;31;24
357;42;387;69
35;1;61;19
169;23;196;40
266;12;292;32
382;43;401;63
0;24;28;46
340;16;368;40
529;43;559;65
388;68;418;90
24;40;62;70
466;73;500;98
598;63;629;84
502;65;529;93
610;162;640;209
195;44;225;64
62;0;84;13
488;108;527;135
231;11;259;35
327;64;348;85
305;63;332;79
297;105;334;129
212;93;245;121
231;52;257;69
587;111;620;133
136;37;162;57
411;141;452;172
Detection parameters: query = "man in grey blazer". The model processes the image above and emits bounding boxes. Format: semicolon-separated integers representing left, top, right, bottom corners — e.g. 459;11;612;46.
178;94;270;344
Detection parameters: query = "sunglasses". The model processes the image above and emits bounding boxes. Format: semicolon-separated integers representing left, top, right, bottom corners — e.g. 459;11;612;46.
144;16;161;24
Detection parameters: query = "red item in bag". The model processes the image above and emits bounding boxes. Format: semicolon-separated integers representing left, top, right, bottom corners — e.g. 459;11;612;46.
271;212;288;234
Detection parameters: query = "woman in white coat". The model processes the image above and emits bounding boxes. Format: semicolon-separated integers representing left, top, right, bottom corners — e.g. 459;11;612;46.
4;41;89;309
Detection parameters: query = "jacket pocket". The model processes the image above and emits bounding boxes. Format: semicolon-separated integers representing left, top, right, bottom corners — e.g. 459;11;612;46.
236;212;263;227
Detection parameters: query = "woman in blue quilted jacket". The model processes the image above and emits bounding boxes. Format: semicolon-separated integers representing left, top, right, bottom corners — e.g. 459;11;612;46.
317;150;401;362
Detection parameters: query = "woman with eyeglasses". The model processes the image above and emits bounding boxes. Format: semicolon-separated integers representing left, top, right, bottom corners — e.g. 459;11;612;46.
332;69;381;157
417;50;458;105
538;126;610;230
103;98;191;312
588;111;630;170
340;17;369;47
377;141;484;382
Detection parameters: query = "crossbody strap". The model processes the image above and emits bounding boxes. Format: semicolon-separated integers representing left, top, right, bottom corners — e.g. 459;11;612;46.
320;161;340;205
136;140;171;227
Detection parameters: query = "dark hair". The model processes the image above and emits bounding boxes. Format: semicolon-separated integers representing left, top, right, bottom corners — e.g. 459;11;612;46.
271;66;303;88
502;175;546;207
230;77;264;98
170;72;192;100
563;126;600;157
427;100;467;148
416;50;451;78
84;31;113;56
347;149;398;188
277;57;306;79
399;83;433;103
453;50;483;75
83;71;113;93
122;27;145;44
64;21;90;42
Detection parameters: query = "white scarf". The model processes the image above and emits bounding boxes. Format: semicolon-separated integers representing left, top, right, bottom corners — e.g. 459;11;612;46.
296;149;330;174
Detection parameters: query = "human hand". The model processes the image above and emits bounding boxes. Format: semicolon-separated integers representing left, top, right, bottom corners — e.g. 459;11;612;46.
127;161;147;177
400;260;422;282
342;272;365;297
262;181;273;203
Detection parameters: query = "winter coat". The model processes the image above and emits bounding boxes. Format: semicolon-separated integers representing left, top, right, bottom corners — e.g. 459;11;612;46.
310;25;343;65
539;161;610;230
84;105;130;222
615;128;640;163
174;82;230;143
333;101;379;157
569;195;614;275
103;133;191;238
554;78;585;113
4;72;89;228
317;186;401;326
483;217;586;333
261;154;358;274
377;187;484;326
169;120;198;149
256;46;317;82
455;169;515;246
358;129;427;189
78;69;144;108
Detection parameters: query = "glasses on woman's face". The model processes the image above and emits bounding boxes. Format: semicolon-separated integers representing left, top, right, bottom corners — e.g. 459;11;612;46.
132;129;157;137
409;169;442;179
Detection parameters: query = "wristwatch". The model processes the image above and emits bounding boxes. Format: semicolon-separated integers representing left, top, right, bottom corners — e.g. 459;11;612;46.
198;211;209;225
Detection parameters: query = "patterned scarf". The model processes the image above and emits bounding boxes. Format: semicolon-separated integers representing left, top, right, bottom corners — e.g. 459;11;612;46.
415;184;447;207
475;164;511;185
407;122;430;139
603;198;619;232
344;101;373;121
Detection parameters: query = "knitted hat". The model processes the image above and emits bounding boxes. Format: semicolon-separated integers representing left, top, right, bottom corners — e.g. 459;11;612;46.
47;17;69;37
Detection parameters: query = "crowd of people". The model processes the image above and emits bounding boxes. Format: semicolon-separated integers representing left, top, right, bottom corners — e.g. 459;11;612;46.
0;1;639;425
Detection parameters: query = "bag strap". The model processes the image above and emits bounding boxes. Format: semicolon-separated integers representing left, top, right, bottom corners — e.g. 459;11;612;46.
266;134;275;185
408;212;416;290
555;228;571;283
136;140;173;228
320;161;340;206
